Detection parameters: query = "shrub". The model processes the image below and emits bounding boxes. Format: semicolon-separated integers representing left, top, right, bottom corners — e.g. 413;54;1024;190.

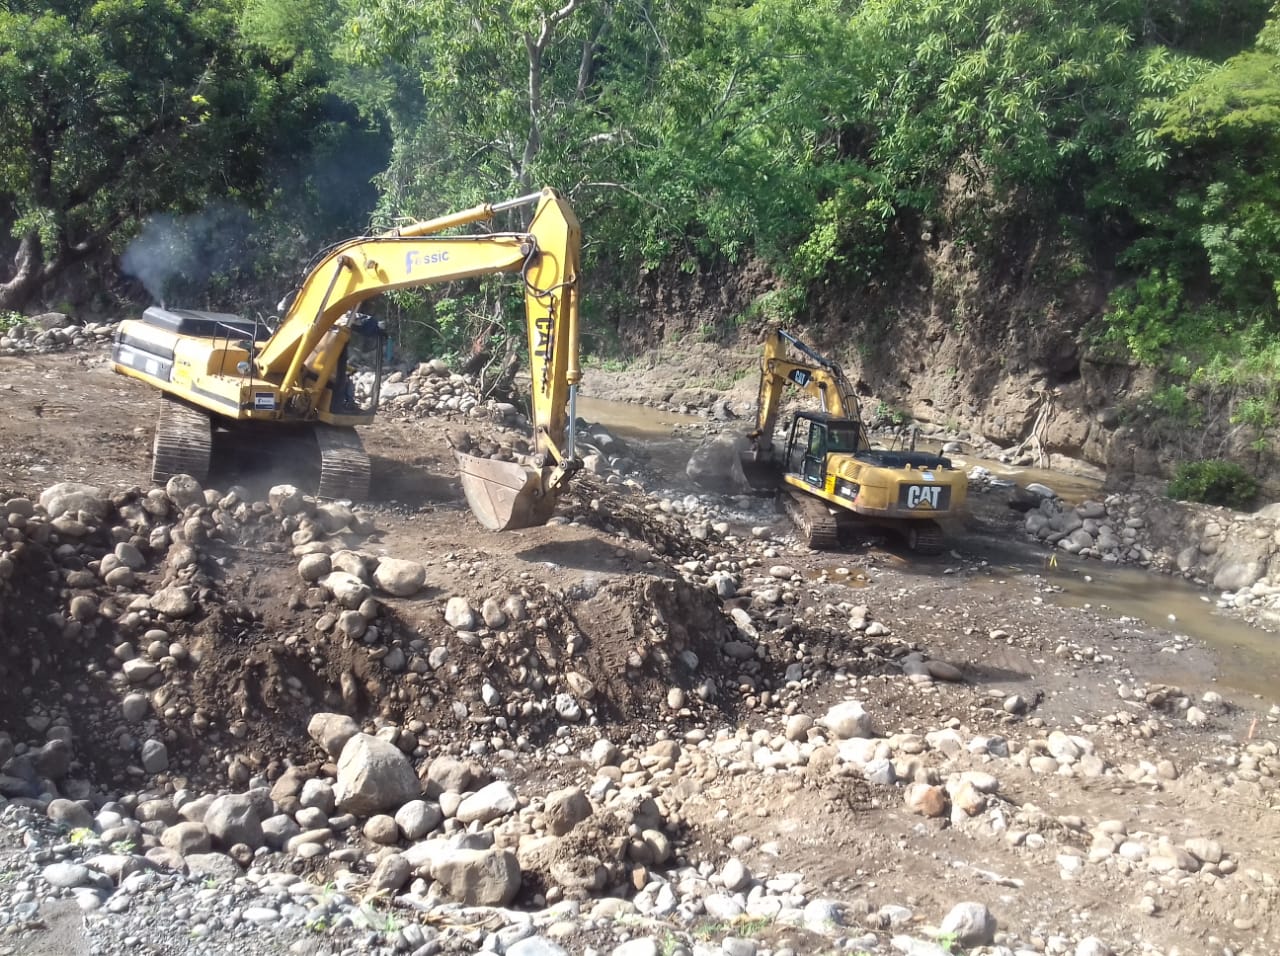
1167;459;1260;509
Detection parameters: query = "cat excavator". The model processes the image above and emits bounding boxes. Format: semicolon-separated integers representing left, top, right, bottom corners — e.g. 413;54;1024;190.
742;329;967;553
112;186;583;532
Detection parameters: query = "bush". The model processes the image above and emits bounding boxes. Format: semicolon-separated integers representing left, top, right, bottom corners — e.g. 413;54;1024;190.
1166;459;1260;509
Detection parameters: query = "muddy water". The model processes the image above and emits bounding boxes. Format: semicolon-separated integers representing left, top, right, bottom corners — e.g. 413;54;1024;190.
581;398;1280;698
577;395;708;479
975;548;1280;698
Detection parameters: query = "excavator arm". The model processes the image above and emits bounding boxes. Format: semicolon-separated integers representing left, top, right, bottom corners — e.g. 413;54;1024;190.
258;187;584;531
750;329;863;452
257;189;581;437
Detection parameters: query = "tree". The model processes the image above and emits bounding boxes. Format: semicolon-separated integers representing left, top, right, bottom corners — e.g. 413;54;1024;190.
0;0;326;310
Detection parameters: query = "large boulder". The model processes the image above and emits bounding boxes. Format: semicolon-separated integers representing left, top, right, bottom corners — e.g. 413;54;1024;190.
685;433;751;494
334;734;420;815
373;558;426;597
38;482;107;521
204;793;264;850
432;847;521;906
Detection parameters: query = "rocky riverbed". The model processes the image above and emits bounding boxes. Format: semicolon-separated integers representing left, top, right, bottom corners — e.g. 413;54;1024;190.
0;339;1277;956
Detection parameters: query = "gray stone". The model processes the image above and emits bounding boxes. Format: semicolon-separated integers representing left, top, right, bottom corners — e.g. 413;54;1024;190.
480;597;508;628
394;800;443;841
456;781;518;826
164;475;204;509
298;553;331;583
47;798;94;831
686;433;751;494
424;755;480;797
321;571;372;608
122;659;159;684
803;899;844;933
544;786;592;836
307;713;360;759
432;847;521;906
299;778;337;814
161;822;211;856
121;693;149;722
612;940;659;956
42;862;96;889
35;739;72;778
721;857;751;892
149;587;195;618
140;739;169;773
268;484;307;516
819;700;875;739
1184;837;1223;864
507;939;570;956
444;597;477;630
204;793;264;849
1075;938;1113;956
183;853;242;882
370;853;413;895
939;901;997;947
38;483;107;521
1213;561;1264;591
261;814;301;850
373;557;426;597
335;733;421;815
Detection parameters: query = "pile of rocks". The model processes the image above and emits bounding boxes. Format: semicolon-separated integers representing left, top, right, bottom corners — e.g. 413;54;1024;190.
0;313;114;354
2;692;1151;956
362;360;487;420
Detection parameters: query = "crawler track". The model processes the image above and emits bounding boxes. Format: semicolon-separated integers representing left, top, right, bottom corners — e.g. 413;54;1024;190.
314;425;371;501
781;490;841;550
152;396;212;485
906;520;944;555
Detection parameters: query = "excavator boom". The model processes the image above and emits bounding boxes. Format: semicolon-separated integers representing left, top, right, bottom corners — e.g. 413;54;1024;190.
112;186;583;530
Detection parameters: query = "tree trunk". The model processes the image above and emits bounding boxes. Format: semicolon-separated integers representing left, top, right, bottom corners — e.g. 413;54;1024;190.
0;232;41;313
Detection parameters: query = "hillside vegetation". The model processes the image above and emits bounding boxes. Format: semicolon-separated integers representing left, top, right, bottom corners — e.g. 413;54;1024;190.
3;0;1280;486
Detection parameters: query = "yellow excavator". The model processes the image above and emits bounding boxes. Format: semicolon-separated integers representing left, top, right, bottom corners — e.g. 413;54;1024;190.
742;329;967;553
112;187;583;531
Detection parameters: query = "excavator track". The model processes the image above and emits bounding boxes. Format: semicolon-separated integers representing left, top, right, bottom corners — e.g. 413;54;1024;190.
780;489;841;550
152;396;212;486
906;520;945;555
314;425;371;501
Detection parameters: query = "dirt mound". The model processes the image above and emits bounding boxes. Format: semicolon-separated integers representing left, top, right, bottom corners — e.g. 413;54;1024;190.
0;477;763;794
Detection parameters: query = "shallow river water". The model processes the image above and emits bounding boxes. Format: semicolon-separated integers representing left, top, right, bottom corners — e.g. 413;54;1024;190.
579;395;1280;698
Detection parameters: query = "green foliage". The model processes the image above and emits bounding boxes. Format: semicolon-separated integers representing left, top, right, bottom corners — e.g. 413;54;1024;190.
1232;395;1275;430
0;311;24;333
874;402;911;427
1148;384;1203;426
1101;271;1195;365
1167;458;1260;508
741;288;806;329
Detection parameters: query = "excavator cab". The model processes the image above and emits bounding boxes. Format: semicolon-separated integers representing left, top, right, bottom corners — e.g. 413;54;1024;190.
785;413;863;487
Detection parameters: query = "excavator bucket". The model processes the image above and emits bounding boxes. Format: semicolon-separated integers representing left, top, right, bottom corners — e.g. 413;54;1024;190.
456;452;559;531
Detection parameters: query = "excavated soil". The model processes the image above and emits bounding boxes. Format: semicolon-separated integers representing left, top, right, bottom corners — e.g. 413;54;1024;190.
2;347;1279;955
